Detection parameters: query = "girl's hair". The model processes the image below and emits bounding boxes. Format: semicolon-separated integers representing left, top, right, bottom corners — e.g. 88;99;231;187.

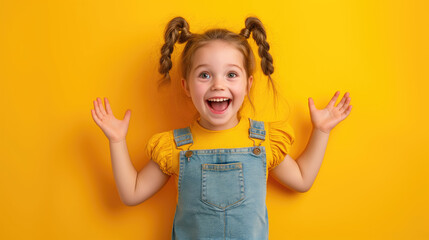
158;16;276;112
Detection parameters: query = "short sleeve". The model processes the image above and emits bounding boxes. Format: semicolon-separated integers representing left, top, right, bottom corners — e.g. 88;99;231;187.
267;120;295;171
145;131;174;176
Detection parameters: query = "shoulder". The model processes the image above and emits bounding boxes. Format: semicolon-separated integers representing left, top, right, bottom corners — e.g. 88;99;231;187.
146;130;174;148
264;119;296;170
266;120;295;143
145;130;175;175
247;118;295;143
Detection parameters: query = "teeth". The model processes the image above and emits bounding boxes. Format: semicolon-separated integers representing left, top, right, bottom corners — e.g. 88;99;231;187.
207;98;229;102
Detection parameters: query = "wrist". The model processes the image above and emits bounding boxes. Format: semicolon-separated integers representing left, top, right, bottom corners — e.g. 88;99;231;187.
313;127;330;135
109;138;127;144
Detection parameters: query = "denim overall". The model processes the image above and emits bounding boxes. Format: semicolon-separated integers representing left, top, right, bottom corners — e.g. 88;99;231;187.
171;119;269;240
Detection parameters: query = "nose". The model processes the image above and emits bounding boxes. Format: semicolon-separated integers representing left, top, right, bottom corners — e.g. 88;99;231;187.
210;76;225;91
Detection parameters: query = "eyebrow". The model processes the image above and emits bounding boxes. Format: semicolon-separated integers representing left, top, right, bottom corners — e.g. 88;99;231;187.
193;64;243;71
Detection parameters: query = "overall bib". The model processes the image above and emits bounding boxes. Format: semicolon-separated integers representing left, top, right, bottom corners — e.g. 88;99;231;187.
171;119;269;240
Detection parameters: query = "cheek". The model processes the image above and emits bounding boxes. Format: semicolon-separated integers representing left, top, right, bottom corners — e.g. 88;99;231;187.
236;82;249;97
189;85;206;103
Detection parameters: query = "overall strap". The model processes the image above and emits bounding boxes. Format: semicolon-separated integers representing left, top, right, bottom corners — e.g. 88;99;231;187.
173;127;194;148
248;118;266;140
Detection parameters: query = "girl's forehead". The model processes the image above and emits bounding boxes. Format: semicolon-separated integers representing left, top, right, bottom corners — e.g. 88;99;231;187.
196;40;238;54
191;40;244;70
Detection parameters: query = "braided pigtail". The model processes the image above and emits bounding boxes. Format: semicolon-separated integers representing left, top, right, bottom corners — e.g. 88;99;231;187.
239;17;276;96
158;17;192;85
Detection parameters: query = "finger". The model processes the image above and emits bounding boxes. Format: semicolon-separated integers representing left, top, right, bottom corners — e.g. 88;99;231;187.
308;97;317;112
327;91;340;108
341;105;352;120
91;109;102;126
93;99;103;119
104;98;112;115
336;92;349;110
339;96;351;112
123;109;131;124
97;97;107;116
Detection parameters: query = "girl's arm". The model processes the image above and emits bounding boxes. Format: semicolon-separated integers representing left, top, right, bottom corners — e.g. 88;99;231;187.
270;129;329;192
132;159;170;206
91;97;170;206
270;91;352;192
109;140;170;206
109;139;138;204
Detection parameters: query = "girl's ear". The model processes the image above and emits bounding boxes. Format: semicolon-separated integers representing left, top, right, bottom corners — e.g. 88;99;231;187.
247;75;254;94
181;78;191;97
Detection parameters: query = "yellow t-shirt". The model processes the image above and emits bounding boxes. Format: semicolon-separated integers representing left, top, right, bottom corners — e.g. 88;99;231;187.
145;117;295;203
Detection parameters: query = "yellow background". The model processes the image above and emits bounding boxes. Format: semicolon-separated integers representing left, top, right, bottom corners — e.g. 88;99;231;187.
1;0;428;239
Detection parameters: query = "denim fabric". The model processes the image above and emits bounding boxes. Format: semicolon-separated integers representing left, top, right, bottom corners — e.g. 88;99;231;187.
171;119;268;240
249;119;266;140
173;127;193;146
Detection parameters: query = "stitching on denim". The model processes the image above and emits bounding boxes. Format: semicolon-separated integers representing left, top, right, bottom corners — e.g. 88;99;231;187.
174;128;194;148
193;152;266;156
202;162;242;171
177;156;185;197
201;167;245;210
250;132;266;137
203;196;245;210
175;132;191;137
202;168;241;171
176;138;192;143
250;127;265;132
180;146;265;154
191;149;266;156
224;211;226;240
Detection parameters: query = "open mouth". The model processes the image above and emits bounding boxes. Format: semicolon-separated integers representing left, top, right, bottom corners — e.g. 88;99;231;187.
206;97;231;113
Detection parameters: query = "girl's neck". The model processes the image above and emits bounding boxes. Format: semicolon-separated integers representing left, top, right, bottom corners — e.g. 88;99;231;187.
197;115;241;131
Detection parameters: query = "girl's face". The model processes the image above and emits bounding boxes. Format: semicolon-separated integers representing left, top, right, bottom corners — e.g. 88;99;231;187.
182;40;253;131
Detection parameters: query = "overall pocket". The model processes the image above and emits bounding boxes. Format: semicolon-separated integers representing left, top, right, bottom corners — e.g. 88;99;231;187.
201;162;245;210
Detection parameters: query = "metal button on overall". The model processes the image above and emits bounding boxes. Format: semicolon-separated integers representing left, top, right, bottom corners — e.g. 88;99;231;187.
253;147;261;155
185;150;193;158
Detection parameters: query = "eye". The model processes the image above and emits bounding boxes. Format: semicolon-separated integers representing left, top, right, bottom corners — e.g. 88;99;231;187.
199;72;210;79
228;72;238;78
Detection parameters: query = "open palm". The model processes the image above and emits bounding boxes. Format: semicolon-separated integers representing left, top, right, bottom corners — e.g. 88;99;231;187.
91;97;132;143
308;91;352;134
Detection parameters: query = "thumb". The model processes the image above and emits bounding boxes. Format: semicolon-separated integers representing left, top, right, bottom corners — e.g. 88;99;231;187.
308;97;317;113
123;109;131;124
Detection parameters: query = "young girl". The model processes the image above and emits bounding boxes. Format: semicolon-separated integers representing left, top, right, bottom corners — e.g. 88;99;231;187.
91;16;352;239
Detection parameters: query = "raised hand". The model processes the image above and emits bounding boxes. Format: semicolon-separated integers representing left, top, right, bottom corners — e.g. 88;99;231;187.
91;97;132;143
308;91;352;134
